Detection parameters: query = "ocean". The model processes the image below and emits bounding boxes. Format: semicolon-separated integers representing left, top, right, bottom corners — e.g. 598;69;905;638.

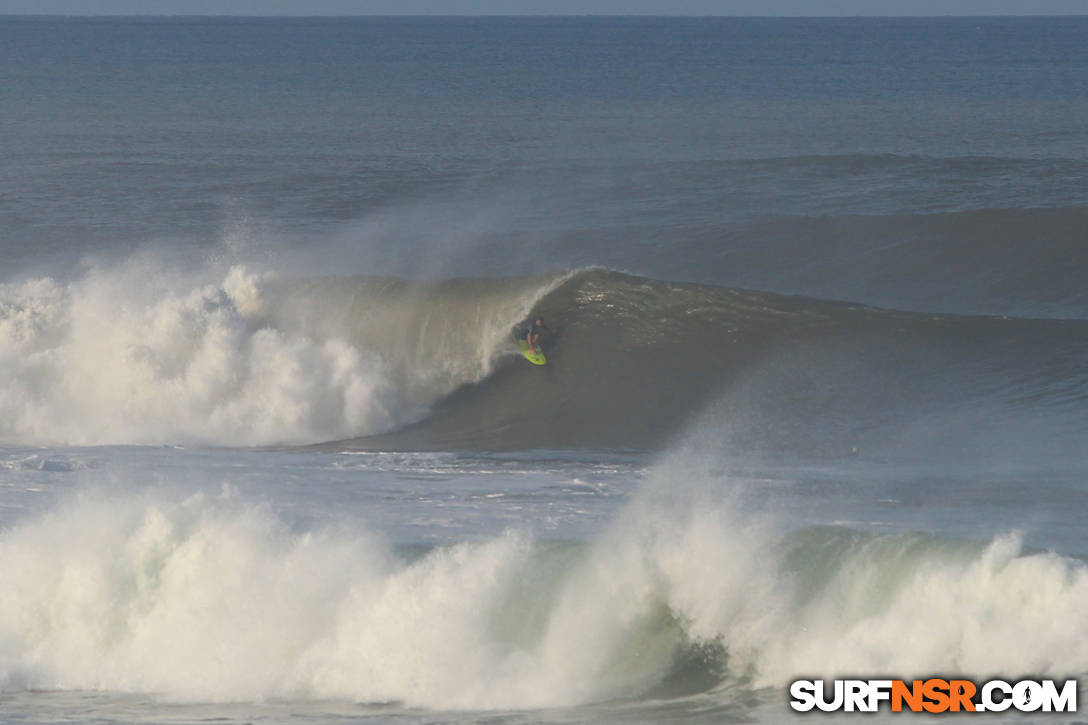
1;15;1087;724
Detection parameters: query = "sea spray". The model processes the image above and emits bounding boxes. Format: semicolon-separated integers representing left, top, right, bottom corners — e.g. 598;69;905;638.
0;263;396;446
635;449;1088;689
0;259;568;447
4;460;1085;710
0;487;598;707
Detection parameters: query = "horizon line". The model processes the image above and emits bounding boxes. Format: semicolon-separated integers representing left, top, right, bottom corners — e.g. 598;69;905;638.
3;12;1086;17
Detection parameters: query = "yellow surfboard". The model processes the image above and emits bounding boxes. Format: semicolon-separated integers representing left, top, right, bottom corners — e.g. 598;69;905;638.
518;339;546;366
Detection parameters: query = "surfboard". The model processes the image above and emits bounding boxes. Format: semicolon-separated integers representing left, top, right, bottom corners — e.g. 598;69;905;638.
518;339;546;366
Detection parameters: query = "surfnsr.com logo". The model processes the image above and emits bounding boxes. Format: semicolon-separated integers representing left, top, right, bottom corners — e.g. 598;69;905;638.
789;679;1078;713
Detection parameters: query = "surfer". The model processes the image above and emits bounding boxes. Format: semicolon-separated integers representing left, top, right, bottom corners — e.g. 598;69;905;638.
524;317;547;356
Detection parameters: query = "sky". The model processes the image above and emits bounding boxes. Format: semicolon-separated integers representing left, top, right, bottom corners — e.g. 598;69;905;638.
2;0;1087;15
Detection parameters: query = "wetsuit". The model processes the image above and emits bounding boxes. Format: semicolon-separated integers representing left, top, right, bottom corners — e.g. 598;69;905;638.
523;321;545;351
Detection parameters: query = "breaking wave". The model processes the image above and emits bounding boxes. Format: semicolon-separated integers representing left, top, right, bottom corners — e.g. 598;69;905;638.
0;259;565;446
1;475;1085;709
2;262;1086;452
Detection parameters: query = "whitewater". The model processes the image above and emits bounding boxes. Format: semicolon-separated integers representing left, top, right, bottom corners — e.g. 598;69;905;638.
3;447;1087;721
0;259;568;447
2;14;1088;725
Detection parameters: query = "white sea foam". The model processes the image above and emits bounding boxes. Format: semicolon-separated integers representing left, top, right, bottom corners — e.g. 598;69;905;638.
1;472;1085;710
625;485;1088;688
0;259;563;447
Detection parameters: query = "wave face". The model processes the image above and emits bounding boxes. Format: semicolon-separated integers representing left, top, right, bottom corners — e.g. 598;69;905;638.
351;269;1088;457
3;263;1086;452
2;479;1086;709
